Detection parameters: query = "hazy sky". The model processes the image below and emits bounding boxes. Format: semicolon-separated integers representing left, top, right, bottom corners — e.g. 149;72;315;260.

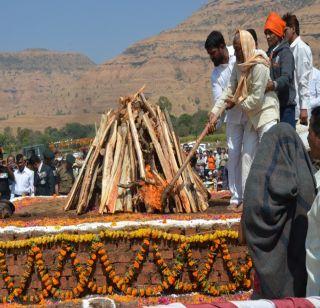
1;1;207;64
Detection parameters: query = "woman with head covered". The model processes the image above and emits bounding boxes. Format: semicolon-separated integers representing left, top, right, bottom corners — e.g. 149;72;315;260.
209;30;279;211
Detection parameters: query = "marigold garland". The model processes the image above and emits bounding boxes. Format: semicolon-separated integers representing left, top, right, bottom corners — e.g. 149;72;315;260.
0;228;252;304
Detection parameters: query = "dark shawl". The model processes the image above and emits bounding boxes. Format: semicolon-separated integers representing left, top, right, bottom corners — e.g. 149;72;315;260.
243;123;316;299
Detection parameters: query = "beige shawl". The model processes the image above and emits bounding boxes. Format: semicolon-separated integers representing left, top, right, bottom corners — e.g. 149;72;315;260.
233;30;270;104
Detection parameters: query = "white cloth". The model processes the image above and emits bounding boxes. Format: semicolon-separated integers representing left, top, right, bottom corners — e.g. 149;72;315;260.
13;167;34;196
211;46;245;205
227;121;246;204
211;46;246;125
306;170;320;296
242;120;277;193
290;36;313;119
310;67;320;112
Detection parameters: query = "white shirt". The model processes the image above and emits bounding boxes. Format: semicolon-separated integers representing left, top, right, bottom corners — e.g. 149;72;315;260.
13;167;34;196
310;67;320;111
211;46;245;124
290;36;313;118
306;170;320;296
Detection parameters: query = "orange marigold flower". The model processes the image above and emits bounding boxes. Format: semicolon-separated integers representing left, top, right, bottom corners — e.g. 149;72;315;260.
145;287;152;296
98;249;106;256
59;249;67;256
133;261;140;269
139;288;145;297
131;288;138;296
168;276;175;285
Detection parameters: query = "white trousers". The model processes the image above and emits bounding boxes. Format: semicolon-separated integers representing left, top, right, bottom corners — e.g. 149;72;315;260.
226;121;246;205
242;120;278;194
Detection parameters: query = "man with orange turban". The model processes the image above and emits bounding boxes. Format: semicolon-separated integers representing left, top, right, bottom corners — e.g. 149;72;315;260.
264;12;296;128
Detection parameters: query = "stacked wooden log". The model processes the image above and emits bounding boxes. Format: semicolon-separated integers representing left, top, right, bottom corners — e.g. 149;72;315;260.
65;88;209;214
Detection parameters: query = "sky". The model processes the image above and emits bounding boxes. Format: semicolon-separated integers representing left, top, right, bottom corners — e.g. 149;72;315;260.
1;1;207;64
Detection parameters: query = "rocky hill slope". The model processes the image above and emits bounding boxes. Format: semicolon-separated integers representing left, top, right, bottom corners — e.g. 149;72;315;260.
1;0;319;130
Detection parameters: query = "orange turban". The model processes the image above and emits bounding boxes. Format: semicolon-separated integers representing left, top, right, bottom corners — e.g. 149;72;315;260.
264;12;286;38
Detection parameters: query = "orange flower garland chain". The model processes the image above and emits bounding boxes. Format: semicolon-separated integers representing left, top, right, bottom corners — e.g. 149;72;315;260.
0;228;252;304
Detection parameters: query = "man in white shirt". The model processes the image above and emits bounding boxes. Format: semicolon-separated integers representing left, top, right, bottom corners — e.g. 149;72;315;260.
306;106;320;296
205;31;246;210
310;67;320;112
13;154;34;197
283;13;313;125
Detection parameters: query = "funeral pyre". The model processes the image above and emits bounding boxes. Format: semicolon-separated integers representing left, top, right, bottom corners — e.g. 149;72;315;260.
65;89;209;214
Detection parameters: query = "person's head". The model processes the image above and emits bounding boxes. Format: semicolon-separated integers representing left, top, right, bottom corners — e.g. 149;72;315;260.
264;12;286;48
282;13;299;44
308;107;320;160
246;28;258;48
205;31;227;66
66;154;75;169
16;154;26;172
7;155;15;165
233;30;256;64
43;149;54;165
29;155;41;171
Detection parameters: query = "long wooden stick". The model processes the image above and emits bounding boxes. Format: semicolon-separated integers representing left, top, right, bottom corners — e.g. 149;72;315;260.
161;106;226;205
128;101;146;179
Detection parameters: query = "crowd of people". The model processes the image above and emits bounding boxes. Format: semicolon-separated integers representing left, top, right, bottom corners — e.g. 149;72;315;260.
0;149;82;200
204;12;320;299
183;146;229;190
206;12;319;213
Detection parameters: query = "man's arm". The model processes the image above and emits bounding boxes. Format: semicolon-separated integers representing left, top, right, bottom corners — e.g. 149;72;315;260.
274;49;295;92
47;167;55;195
30;171;35;196
211;66;238;117
296;46;312;123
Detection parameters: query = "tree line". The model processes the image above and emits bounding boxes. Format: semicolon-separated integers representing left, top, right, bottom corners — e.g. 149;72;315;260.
0;96;224;153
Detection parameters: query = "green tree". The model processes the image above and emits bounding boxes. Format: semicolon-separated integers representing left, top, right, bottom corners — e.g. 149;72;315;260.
157;96;172;113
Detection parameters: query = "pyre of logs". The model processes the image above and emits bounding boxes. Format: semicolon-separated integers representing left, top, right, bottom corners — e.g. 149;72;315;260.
65;88;209;214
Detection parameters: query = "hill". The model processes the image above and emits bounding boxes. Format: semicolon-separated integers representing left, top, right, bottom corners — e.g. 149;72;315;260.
0;0;319;130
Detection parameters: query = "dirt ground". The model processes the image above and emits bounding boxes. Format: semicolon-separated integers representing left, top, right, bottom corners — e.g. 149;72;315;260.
8;197;231;224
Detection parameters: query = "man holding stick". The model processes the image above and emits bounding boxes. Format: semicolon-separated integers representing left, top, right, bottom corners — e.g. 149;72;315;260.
209;30;279;211
205;31;245;211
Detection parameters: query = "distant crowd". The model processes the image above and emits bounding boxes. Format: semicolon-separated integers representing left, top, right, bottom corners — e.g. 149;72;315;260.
0;149;85;200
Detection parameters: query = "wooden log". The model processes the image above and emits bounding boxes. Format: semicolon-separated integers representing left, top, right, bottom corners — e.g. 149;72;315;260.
105;125;128;213
77;113;116;214
163;108;208;212
157;107;193;213
115;145;132;212
127;101;146;179
127;122;137;182
99;121;118;213
142;113;172;180
64;111;112;211
99;126;123;214
139;92;157;120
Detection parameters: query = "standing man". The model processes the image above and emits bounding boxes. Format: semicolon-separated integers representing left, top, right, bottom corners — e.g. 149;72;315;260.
264;12;296;128
29;155;55;196
283;13;313;125
0;160;14;200
306;106;320;296
310;66;320;112
13;154;34;197
57;154;75;195
205;30;245;210
43;149;59;195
